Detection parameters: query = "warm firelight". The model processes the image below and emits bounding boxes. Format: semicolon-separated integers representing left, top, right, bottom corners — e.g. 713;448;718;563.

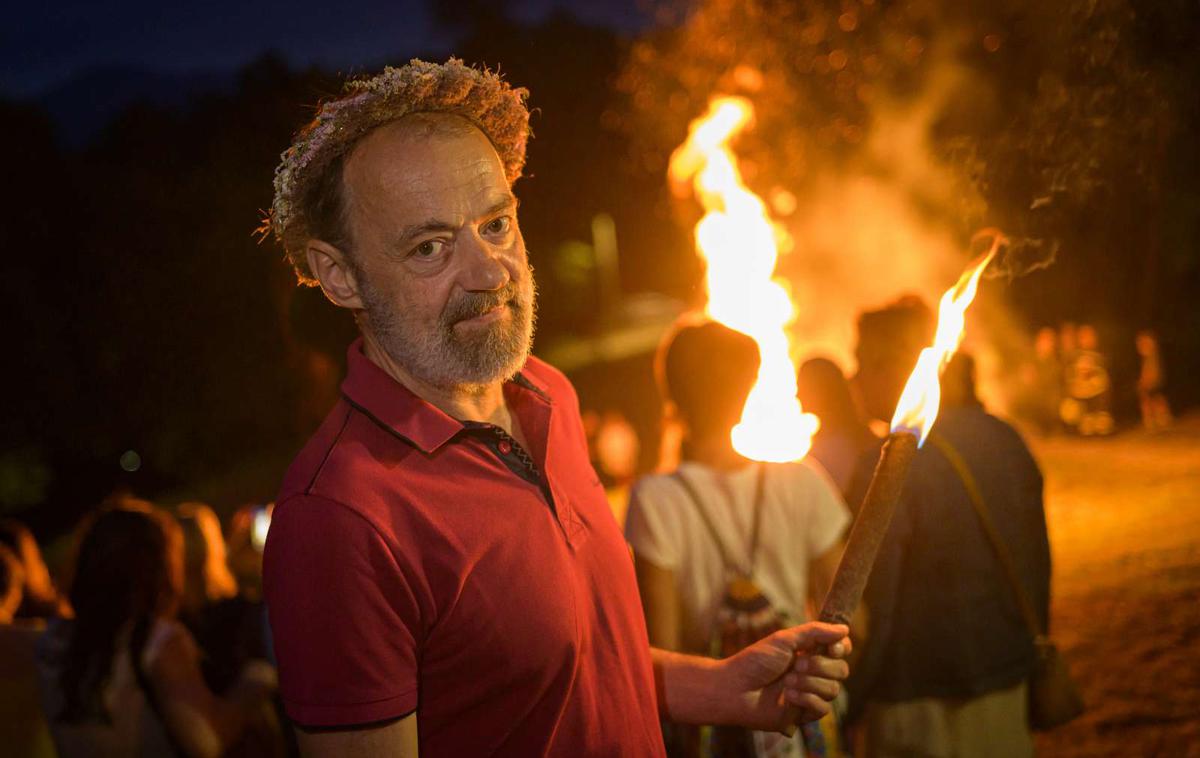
890;231;1003;443
669;96;818;462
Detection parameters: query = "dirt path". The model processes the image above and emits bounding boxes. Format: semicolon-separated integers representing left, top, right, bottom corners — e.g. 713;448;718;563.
1031;416;1200;757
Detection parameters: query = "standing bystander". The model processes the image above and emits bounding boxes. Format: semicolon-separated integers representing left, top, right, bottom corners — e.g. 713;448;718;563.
847;300;1051;758
1135;329;1173;431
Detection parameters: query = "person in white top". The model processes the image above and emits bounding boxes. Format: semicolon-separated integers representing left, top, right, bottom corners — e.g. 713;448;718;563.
626;318;851;757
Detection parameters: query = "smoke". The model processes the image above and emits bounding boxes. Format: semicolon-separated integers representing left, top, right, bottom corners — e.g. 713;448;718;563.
754;25;1057;409
620;0;1158;414
771;36;984;372
978;232;1058;281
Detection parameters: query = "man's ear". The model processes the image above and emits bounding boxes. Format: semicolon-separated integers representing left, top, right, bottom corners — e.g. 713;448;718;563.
306;239;365;310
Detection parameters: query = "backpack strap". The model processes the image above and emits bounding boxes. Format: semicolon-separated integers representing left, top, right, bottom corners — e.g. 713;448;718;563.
926;431;1044;639
671;464;768;579
746;463;769;575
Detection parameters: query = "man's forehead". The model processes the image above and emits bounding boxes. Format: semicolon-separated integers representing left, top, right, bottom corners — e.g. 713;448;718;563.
344;120;513;227
350;117;505;180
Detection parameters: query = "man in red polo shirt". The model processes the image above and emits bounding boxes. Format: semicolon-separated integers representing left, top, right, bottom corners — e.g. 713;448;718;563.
261;59;851;756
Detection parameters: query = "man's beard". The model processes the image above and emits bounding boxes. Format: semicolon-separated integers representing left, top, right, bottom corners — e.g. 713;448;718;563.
359;266;537;391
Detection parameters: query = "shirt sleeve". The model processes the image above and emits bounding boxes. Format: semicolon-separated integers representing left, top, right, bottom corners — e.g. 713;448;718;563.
799;460;852;558
624;476;682;570
263;493;421;727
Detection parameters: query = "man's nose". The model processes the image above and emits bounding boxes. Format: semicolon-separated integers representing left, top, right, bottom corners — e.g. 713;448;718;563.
457;233;510;292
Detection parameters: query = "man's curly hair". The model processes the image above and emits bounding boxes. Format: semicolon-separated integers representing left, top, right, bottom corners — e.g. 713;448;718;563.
266;58;531;285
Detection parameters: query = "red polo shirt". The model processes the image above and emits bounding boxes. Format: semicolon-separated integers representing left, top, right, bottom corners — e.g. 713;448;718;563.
263;340;665;757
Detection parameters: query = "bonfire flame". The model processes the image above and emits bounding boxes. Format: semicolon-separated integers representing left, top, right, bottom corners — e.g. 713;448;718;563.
670;96;818;463
890;231;1004;444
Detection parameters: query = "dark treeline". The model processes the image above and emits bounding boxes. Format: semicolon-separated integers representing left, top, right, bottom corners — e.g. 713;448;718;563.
2;2;1198;534
0;10;687;534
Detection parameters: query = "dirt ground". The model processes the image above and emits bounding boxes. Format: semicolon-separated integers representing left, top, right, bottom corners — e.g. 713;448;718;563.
1030;415;1200;757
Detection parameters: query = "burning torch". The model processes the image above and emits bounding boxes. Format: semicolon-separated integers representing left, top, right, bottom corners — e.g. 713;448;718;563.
817;238;1000;626
783;239;999;740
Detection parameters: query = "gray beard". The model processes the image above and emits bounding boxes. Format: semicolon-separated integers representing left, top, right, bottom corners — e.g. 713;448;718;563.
359;269;537;391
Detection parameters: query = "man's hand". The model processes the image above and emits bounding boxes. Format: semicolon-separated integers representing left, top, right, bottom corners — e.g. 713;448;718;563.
720;622;851;733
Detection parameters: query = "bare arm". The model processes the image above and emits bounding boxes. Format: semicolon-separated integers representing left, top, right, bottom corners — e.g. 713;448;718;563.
147;627;277;758
650;623;850;733
634;555;682;652
295;713;418;758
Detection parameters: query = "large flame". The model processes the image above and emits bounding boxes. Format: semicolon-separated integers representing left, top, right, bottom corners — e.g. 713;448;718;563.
669;96;818;462
890;233;1002;444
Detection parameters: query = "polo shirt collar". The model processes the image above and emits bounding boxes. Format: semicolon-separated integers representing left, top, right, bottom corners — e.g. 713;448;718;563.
339;337;550;454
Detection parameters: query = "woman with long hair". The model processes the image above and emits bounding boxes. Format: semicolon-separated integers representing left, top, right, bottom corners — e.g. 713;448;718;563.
36;501;278;757
177;503;239;622
177;502;274;698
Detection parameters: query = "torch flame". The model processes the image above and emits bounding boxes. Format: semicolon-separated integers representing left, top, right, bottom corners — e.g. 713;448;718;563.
890;232;1003;444
669;96;818;462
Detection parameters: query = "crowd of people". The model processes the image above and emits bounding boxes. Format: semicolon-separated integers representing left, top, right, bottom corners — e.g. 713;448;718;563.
614;295;1054;757
0;500;287;757
1015;323;1173;437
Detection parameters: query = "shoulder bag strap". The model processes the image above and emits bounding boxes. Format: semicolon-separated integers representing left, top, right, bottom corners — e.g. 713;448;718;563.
926;432;1044;639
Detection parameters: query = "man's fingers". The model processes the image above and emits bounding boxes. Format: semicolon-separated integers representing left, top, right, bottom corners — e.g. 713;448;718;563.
784;673;841;701
782;690;831;721
774;622;850;652
795;654;849;681
814;637;852;659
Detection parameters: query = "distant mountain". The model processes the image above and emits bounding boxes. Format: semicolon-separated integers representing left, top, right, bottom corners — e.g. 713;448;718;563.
37;64;236;148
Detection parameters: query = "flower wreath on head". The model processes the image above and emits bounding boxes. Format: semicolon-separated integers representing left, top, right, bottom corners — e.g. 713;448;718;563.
263;57;531;285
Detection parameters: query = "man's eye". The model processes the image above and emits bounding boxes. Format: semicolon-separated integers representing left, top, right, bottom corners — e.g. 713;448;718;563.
412;239;447;259
484;216;511;235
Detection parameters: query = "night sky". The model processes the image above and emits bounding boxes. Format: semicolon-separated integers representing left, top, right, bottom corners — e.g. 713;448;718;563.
1;0;649;97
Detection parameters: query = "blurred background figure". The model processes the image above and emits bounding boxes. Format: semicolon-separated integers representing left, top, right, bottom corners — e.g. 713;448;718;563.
35;501;280;758
1058;322;1078;364
1057;322;1079;431
0;542;58;757
1136;329;1173;431
178;502;239;620
1062;324;1114;436
852;296;936;431
939;352;982;409
0;545;23;626
0;519;64;621
1016;327;1064;436
626;318;851;757
848;299;1050;758
797;357;876;494
226;504;273;603
584;410;641;526
178;502;274;698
